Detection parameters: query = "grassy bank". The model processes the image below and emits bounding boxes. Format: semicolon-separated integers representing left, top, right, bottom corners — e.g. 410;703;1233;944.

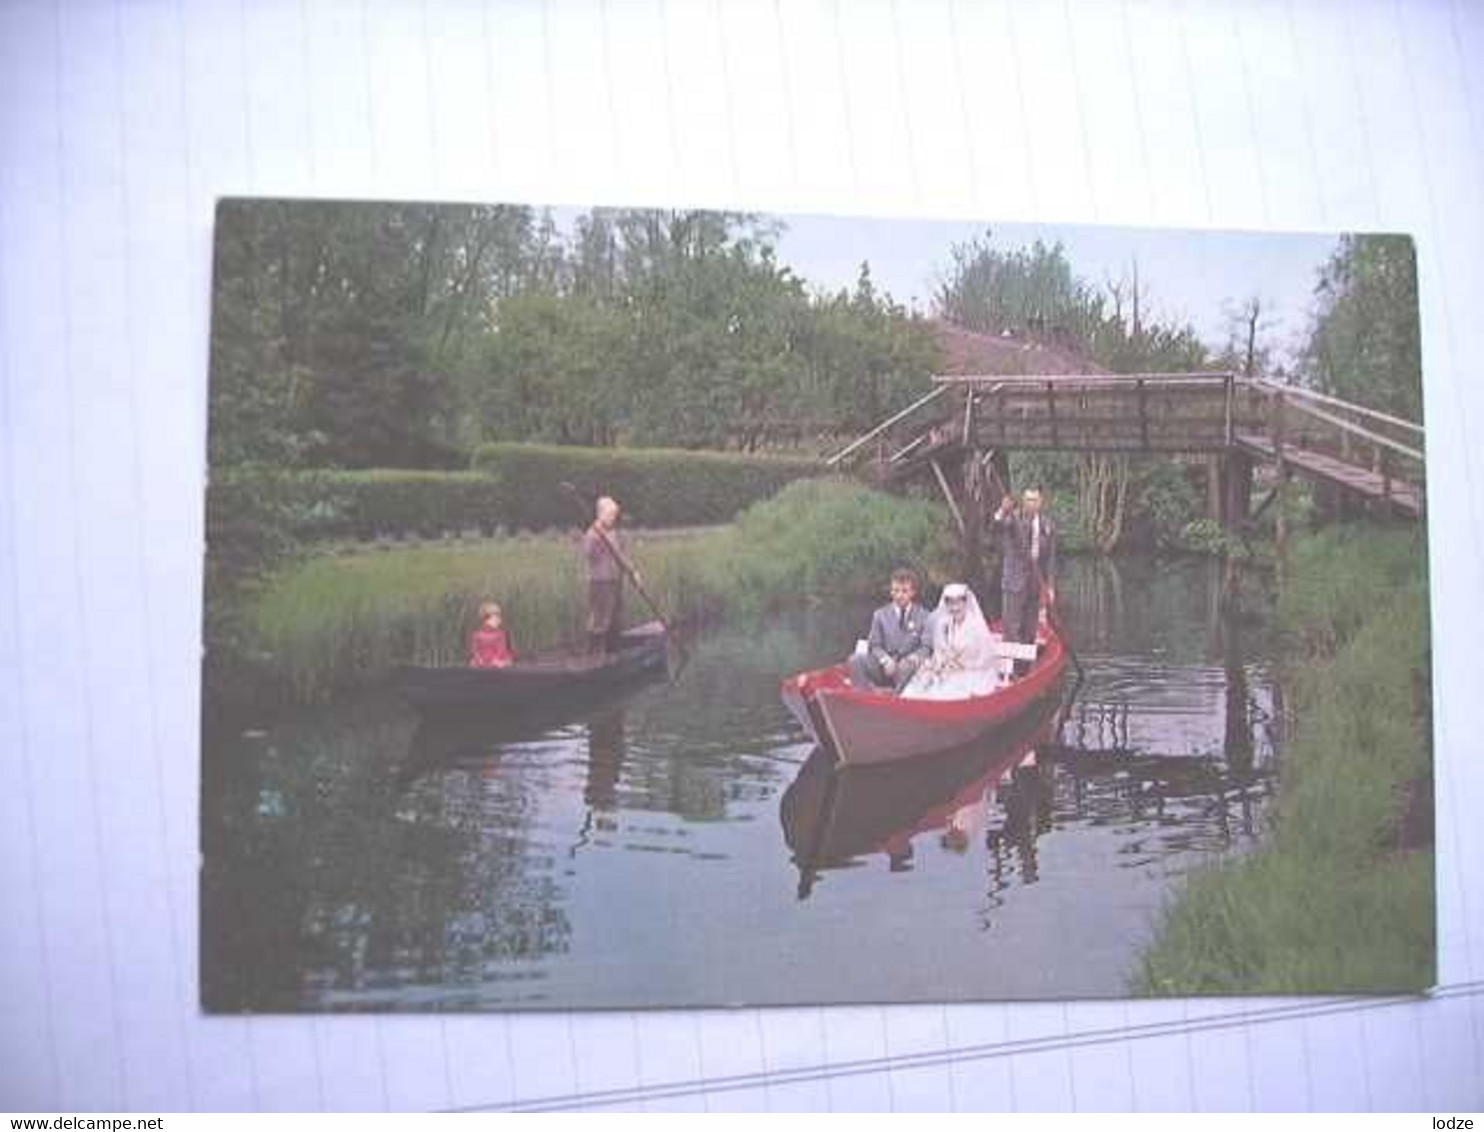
1137;525;1434;994
244;478;950;704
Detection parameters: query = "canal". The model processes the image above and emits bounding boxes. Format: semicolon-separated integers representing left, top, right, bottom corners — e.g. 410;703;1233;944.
201;556;1282;1010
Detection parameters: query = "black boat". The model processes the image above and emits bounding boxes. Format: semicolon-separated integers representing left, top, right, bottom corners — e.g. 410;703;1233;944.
393;621;669;711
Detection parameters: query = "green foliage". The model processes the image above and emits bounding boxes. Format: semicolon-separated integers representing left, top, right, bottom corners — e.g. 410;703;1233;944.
211;199;542;468
1137;526;1434;994
474;292;629;447
210;202;941;468
1134;459;1203;550
1174;518;1238;558
935;235;1108;346
1301;234;1423;421
470;442;821;530
306;470;504;539
703;478;953;615
1276;524;1423;656
202;466;330;702
246;480;948;704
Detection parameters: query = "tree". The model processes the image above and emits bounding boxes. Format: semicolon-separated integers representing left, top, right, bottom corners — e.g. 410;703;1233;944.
1217;296;1277;378
935;233;1106;349
1300;235;1422;421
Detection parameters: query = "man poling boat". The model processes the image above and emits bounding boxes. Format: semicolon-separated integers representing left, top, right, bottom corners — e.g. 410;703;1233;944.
394;489;678;720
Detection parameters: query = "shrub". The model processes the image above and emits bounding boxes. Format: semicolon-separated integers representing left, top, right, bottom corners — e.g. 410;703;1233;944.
1136;459;1204;550
701;477;953;613
470;443;821;530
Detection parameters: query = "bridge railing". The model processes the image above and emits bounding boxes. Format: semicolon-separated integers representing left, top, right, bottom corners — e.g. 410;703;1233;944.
1248;379;1425;510
823;384;951;470
937;372;1259;454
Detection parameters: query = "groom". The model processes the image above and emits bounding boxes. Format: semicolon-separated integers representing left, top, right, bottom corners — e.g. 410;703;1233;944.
850;567;932;694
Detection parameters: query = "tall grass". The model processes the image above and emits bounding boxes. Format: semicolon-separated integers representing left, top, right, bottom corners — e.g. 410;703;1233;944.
1137;525;1435;994
247;478;949;704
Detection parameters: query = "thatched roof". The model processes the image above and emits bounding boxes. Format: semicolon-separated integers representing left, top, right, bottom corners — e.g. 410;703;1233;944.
928;319;1110;378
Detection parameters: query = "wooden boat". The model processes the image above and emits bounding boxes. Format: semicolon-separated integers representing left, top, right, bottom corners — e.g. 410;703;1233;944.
779;619;1068;766
394;621;668;712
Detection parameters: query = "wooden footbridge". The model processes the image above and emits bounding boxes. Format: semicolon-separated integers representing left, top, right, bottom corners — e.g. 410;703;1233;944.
826;371;1425;571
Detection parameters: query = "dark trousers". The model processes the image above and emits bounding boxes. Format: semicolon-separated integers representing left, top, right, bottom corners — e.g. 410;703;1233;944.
1001;584;1039;644
588;580;624;652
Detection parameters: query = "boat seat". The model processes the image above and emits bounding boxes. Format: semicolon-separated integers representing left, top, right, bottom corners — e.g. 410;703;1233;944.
987;638;1039;684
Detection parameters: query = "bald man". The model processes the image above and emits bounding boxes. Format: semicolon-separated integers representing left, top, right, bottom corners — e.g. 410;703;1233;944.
581;496;638;654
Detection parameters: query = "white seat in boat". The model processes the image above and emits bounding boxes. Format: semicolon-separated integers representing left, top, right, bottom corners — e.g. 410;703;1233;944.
987;637;1039;685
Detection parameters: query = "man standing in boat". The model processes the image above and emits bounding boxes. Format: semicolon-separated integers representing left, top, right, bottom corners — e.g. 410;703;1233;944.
582;495;638;654
993;487;1057;666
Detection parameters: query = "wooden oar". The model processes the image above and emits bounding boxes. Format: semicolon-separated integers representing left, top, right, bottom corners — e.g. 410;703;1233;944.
559;483;688;665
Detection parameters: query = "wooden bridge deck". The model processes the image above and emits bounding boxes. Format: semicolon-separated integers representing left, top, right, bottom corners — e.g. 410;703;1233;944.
1235;432;1422;517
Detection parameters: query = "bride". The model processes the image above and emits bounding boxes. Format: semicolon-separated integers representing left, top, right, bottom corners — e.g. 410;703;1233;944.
900;583;999;701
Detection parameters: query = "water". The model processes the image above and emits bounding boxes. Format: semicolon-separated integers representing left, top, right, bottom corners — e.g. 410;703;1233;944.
202;556;1282;1010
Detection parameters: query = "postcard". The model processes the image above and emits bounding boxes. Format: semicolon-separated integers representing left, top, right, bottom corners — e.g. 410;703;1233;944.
201;200;1431;1010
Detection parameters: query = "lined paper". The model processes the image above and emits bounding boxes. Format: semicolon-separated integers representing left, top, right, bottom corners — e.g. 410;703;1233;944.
2;0;1482;1112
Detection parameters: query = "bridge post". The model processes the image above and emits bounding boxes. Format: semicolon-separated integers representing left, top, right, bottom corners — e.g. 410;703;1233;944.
1219;449;1253;603
1273;391;1289;587
1379;445;1393;516
1207;454;1222;524
1220;450;1253;528
989;450;1012;499
963;447;987;596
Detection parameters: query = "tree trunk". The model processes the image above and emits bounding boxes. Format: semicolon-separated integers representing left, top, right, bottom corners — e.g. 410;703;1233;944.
1076;453;1129;554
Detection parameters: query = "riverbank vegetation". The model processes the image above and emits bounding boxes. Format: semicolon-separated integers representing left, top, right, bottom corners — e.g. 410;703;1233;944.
239;478;949;706
1136;525;1434;994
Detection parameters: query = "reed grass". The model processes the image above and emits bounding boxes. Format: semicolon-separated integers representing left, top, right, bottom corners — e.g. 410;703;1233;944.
249;478;949;703
1136;525;1435;994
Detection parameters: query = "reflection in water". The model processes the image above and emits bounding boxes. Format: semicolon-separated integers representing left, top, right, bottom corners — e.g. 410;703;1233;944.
780;695;1063;899
584;706;627;812
202;555;1283;1009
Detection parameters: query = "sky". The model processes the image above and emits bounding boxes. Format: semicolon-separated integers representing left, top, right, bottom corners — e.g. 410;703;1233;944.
771;214;1339;364
548;205;1341;366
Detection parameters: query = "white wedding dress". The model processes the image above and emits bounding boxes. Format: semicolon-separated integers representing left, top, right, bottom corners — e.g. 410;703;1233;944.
900;587;1000;701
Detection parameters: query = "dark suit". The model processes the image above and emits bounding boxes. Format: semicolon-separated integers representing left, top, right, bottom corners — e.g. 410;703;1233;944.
850;601;931;692
994;511;1056;646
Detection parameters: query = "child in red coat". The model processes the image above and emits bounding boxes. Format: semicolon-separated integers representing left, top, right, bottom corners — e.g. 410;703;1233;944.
469;601;515;668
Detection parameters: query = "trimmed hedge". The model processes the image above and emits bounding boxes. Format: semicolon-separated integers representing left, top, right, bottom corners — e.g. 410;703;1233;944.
209;470;505;542
316;470;504;538
209;445;822;544
469;443;822;530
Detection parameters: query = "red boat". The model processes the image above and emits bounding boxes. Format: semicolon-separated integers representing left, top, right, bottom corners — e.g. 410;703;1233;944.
780;618;1069;766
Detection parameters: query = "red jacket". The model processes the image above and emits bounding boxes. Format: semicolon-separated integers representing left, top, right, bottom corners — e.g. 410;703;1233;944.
469;626;514;668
